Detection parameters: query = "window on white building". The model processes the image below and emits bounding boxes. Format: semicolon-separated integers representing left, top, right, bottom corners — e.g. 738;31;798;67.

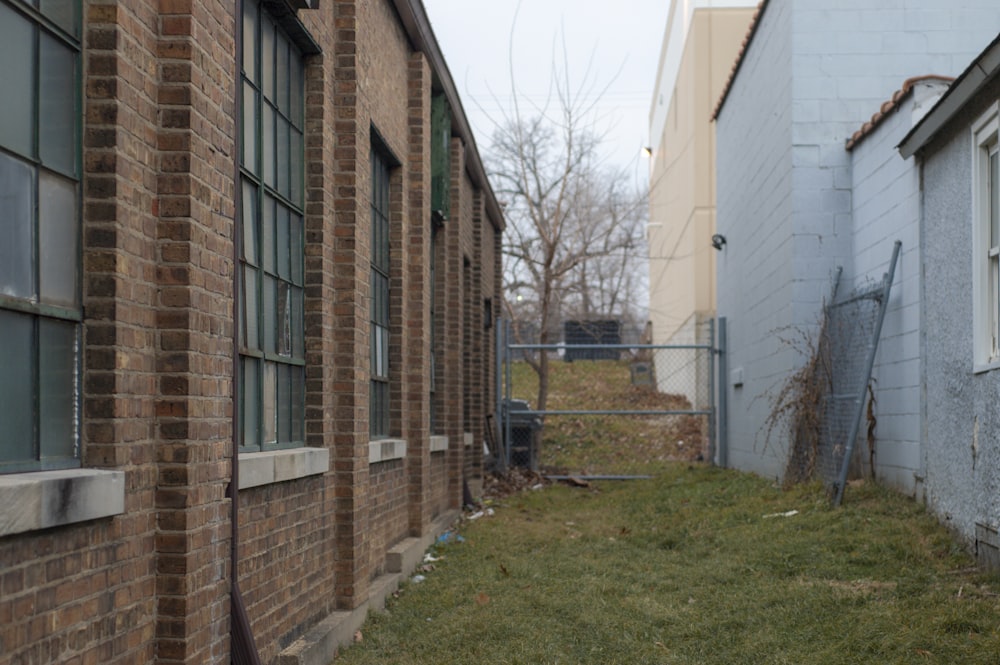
973;104;1000;369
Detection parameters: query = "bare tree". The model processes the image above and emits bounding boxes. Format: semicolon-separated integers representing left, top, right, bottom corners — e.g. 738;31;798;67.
486;40;648;413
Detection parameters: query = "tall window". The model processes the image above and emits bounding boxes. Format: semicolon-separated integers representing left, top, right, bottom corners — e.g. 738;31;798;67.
988;143;1000;360
974;107;1000;368
239;0;305;451
370;146;392;439
429;224;440;433
0;0;81;473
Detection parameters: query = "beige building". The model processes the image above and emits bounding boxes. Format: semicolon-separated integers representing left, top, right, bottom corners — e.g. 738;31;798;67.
647;0;756;404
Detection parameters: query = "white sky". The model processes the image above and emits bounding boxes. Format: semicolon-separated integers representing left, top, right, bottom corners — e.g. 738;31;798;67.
421;0;670;186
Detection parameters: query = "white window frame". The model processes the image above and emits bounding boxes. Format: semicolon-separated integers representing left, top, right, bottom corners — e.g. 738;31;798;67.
973;103;1000;372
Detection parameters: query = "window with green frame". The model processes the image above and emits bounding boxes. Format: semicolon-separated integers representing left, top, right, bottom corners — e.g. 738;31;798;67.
239;0;305;451
0;0;82;474
370;145;392;439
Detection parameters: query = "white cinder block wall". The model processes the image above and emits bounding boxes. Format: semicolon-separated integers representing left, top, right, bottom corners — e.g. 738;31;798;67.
849;81;949;497
716;0;1000;480
716;0;795;477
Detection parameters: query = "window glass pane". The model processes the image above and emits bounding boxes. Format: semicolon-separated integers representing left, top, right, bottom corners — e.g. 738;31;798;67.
0;152;36;300
290;130;302;206
261;18;275;102
40;32;77;176
370;380;387;439
277;203;290;280
276;35;289;115
262;195;275;273
39;0;79;38
290;54;303;129
241;179;258;264
291;286;303;359
263;103;275;187
277;362;291;444
0;310;35;464
241;356;260;449
243;265;259;350
242;0;257;83
277;280;290;357
290;213;303;285
242;83;258;174
372;325;388;378
373;271;389;324
0;4;34;159
291;365;304;443
263;274;276;353
991;150;999;246
38;170;79;307
379;326;389;377
262;361;277;445
39;317;77;460
277;117;289;199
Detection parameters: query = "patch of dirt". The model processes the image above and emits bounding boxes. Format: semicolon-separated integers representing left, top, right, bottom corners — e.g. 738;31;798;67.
482;468;550;501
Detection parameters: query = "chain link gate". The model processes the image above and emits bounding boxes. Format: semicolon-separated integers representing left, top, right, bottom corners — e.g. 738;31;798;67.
492;319;726;478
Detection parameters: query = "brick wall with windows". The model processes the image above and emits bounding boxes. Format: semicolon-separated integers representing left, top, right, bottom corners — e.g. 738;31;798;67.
1;1;505;663
1;0;237;662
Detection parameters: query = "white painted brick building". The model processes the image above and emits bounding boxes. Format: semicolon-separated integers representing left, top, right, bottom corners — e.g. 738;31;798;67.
714;0;1000;482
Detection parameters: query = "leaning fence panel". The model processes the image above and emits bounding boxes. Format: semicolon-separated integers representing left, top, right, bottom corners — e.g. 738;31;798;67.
781;241;900;505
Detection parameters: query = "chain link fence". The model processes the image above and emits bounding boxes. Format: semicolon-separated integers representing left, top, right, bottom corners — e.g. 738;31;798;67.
497;319;719;476
783;242;899;504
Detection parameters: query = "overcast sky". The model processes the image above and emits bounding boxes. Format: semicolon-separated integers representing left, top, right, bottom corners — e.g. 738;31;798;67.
421;0;670;185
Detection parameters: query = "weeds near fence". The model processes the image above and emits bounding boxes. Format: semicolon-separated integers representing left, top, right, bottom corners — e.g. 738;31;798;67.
761;321;833;486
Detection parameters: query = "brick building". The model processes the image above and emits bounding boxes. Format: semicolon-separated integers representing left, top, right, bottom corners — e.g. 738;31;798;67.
0;1;503;663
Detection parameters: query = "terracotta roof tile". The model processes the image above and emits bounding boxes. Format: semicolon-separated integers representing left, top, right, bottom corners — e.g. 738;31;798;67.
712;0;769;121
844;75;954;151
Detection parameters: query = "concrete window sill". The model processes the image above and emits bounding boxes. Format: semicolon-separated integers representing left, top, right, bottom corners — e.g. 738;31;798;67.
369;438;407;464
0;468;125;538
429;435;448;453
974;358;1000;374
239;447;330;490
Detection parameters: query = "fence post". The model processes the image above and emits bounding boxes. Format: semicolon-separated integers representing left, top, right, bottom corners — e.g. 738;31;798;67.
495;318;507;474
504;319;513;471
706;318;716;465
717;317;728;468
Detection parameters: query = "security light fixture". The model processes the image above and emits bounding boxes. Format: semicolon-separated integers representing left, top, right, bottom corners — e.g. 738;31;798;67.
712;234;727;250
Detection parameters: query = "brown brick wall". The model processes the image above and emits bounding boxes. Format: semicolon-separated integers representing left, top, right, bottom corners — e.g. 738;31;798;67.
0;2;162;663
405;51;435;536
442;136;467;506
2;0;503;662
429;450;450;517
153;0;235;662
238;476;335;663
368;459;410;578
230;4;343;660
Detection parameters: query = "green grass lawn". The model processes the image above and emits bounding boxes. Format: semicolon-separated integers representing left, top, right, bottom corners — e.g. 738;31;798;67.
334;465;1000;664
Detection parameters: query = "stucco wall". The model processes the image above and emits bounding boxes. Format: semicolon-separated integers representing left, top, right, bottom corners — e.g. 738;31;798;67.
921;73;1000;546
